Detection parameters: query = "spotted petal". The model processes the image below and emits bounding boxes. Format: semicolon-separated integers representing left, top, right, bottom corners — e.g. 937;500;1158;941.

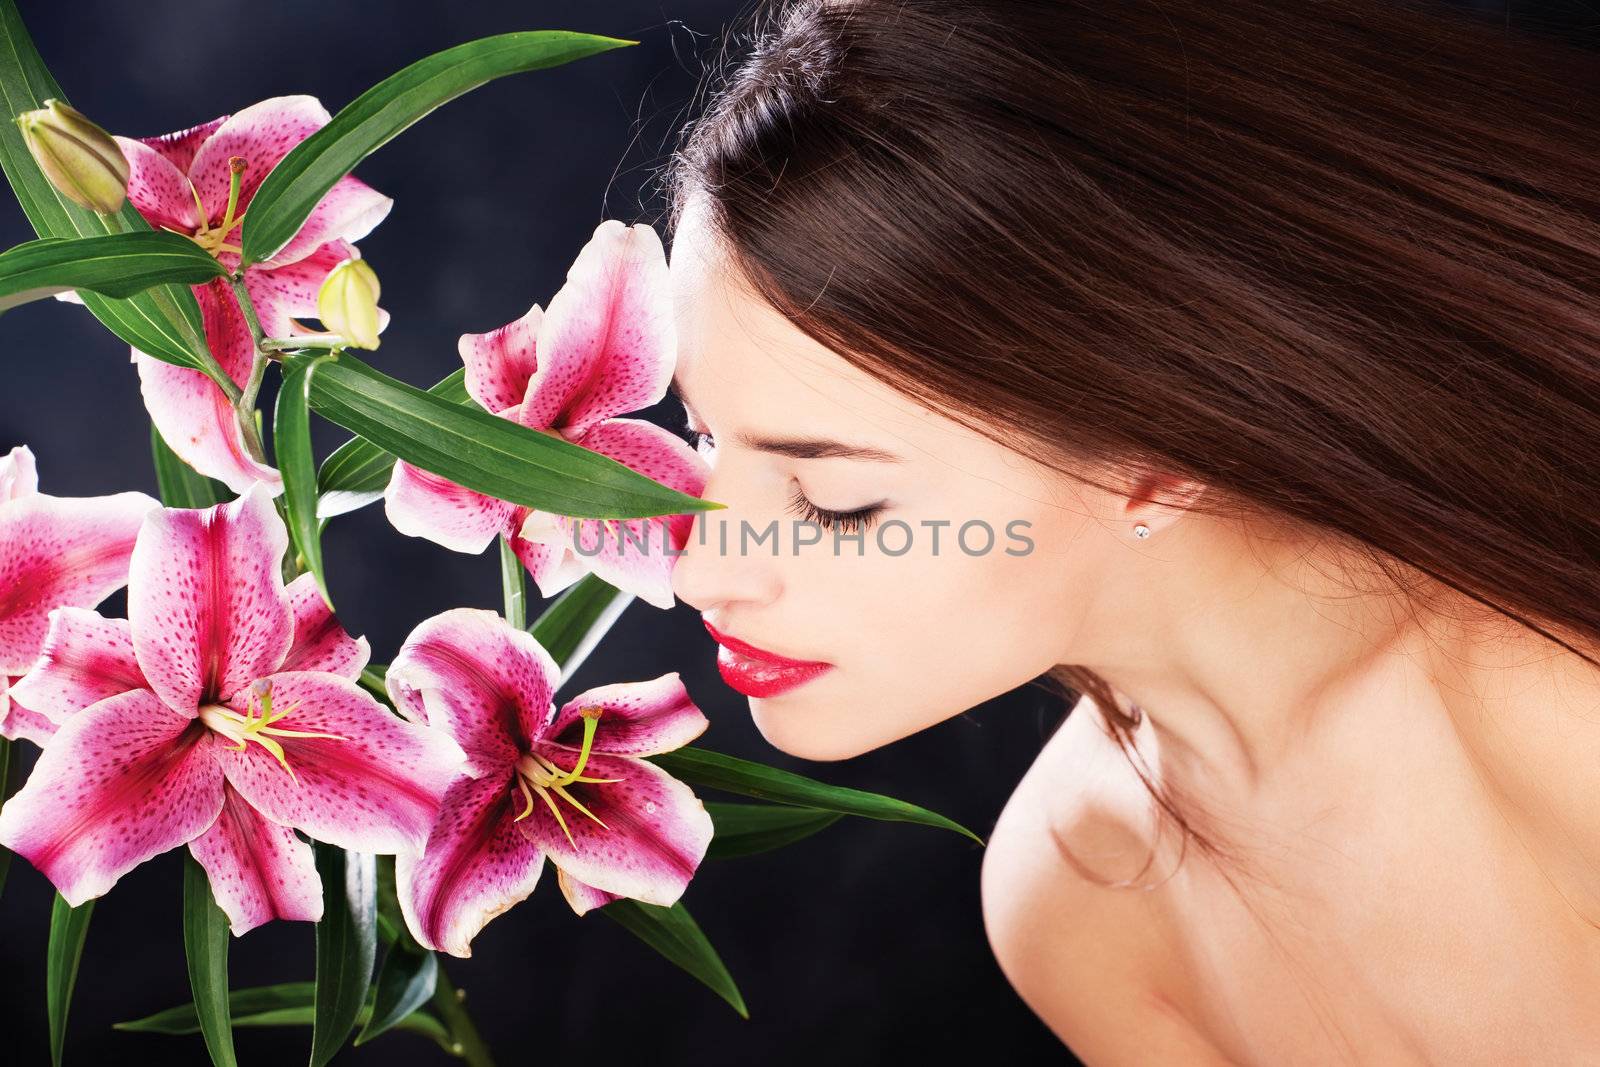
260;175;392;269
0;489;157;673
0;688;222;906
513;749;712;908
215;671;463;855
0;678;57;746
459;303;542;413
279;573;369;680
115;135;201;234
135;278;282;496
556;868;621;917
136;114;227;174
518;221;675;438
188;784;322;935
386;608;557;776
243;239;362;340
397;772;545;958
382;460;516;556
7;608;146;723
187;95;331;230
128;483;294;712
554;418;708;610
0;444;36;502
546;672;707;758
508;509;591;602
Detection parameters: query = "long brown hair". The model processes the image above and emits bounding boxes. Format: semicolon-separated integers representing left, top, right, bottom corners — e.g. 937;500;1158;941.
662;0;1600;884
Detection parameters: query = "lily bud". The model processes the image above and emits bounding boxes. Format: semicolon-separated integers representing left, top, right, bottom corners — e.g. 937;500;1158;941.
16;99;129;214
317;257;382;350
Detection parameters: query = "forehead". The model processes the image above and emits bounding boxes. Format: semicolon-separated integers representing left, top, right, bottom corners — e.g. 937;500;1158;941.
667;204;944;448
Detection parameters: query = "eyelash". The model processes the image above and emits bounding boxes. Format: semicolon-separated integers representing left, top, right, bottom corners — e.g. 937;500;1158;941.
684;429;884;534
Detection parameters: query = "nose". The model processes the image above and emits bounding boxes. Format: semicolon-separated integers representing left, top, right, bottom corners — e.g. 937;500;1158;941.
670;497;781;613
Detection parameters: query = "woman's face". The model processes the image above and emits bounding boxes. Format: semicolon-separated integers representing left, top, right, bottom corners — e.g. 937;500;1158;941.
666;199;1120;760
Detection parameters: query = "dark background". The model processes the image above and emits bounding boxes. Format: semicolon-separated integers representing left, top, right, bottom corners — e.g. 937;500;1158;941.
0;2;1594;1066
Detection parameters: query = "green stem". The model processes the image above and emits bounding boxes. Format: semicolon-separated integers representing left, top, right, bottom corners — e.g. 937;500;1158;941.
430;968;495;1067
226;272;272;466
261;336;346;353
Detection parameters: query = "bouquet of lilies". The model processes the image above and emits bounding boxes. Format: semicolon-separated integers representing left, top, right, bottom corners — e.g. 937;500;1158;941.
0;5;978;1064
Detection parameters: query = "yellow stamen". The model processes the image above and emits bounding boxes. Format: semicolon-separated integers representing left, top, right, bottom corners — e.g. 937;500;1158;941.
507;705;623;846
197;679;345;780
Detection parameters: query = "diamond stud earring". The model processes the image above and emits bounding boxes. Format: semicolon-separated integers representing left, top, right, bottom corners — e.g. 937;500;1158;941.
1133;523;1151;539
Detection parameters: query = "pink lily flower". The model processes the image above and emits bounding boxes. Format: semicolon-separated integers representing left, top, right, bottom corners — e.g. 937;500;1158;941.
382;220;707;610
114;95;393;495
385;607;713;957
0;484;463;935
0;445;157;747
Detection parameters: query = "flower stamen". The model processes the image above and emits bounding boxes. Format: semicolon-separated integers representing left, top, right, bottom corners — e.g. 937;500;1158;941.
197;678;345;781
509;706;621;846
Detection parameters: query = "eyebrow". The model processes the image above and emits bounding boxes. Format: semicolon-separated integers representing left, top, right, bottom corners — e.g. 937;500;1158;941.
669;378;907;463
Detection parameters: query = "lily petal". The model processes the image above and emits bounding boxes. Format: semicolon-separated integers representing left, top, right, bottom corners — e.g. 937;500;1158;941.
188;784;322;936
382;460;516;555
518;221;675;438
187;95;331;228
0;444;37;502
243;239;359;340
128;483;294;711
7;607;146;723
114;136;201;234
397;772;544;958
556;868;620;917
136;278;282;496
0;688;221;906
216;671;463;855
386;608;555;775
137;114;227;174
508;510;590;602
279;573;370;680
261;175;392;269
513;749;712;909
0;678;58;746
546;672;707;758
558;418;708;610
459;303;542;414
0;489;158;673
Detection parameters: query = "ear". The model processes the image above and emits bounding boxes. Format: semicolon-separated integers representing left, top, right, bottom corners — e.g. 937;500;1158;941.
1120;470;1207;536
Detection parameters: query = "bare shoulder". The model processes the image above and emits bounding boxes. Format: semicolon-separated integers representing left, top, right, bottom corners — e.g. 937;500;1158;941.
981;693;1235;1065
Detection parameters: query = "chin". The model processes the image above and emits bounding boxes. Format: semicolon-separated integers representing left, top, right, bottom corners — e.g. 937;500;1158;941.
748;702;878;762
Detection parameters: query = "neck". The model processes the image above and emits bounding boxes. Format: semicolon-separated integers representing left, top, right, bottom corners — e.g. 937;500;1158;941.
1065;512;1449;799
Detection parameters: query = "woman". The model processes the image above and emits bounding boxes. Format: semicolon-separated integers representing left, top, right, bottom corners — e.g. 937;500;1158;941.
661;0;1600;1063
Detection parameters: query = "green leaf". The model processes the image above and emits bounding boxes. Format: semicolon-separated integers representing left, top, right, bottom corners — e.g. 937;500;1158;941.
115;983;453;1055
0;736;18;904
601;900;747;1019
354;946;437;1047
116;983;316;1034
647;748;985;846
527;574;631;678
151;422;230;508
241;31;635;266
276;352;337;609
705;802;843;860
498;535;526;630
316;367;471;518
357;663;389;704
311;844;378;1067
306;354;722;519
0;231;226;312
45;893;93;1066
0;0;223;379
181;853;237;1067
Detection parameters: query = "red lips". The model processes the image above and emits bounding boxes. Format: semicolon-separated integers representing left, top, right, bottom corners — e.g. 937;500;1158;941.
703;619;833;698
